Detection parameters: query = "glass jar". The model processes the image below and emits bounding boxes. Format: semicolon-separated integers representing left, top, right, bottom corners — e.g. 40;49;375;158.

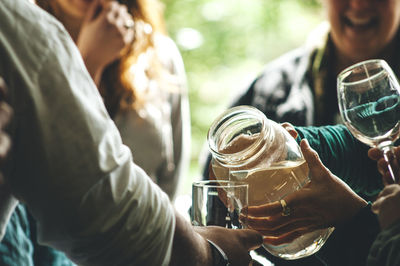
207;105;334;260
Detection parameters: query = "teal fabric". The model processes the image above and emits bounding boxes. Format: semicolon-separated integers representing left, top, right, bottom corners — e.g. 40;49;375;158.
0;205;76;266
295;124;383;198
0;205;34;266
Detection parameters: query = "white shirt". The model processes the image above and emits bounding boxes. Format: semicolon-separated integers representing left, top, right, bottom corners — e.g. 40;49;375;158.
0;0;175;265
114;34;190;200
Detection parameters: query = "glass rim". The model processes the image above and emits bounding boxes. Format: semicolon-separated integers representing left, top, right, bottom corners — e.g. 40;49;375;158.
207;105;267;163
192;180;248;189
337;59;389;86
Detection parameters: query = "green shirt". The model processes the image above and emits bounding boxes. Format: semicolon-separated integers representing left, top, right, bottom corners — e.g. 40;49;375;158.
296;124;383;198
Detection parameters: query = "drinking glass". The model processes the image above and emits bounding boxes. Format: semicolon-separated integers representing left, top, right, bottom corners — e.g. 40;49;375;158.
191;180;248;229
192;180;272;265
337;59;400;183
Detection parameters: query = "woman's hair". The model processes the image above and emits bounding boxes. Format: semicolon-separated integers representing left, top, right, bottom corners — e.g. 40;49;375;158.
37;0;169;117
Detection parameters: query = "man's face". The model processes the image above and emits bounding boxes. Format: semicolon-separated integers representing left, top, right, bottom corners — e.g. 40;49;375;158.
323;0;400;62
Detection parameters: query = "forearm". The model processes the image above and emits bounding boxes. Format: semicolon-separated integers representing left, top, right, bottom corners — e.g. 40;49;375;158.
79;51;104;86
11;43;176;265
170;209;211;266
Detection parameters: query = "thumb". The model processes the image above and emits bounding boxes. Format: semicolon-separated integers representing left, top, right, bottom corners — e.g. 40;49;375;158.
239;229;263;250
83;0;103;23
300;139;328;179
281;122;298;139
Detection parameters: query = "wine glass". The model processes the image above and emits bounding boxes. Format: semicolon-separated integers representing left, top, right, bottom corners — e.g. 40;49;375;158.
337;59;400;183
191;180;248;229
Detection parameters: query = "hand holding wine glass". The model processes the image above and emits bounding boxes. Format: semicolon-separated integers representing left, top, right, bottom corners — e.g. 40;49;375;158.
337;59;400;184
368;146;400;185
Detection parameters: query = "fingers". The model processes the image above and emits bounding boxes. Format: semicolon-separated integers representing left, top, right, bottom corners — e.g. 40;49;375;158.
301;139;330;180
263;227;317;246
372;184;400;214
123;26;134;44
281;122;298;139
368;147;383;161
378;184;399;197
0;79;11;165
238;229;263;250
247;216;316;236
84;0;103;22
369;147;400;161
368;146;400;185
0;77;7;100
105;1;121;23
104;1;134;44
0;134;11;161
300;139;319;166
246;190;311;219
0;102;12;128
247;201;282;217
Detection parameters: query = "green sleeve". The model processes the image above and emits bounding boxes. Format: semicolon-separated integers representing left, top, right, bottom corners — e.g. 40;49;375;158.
294;125;383;198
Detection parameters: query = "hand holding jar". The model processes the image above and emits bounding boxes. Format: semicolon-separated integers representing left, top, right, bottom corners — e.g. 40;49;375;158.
245;139;367;246
207;106;335;259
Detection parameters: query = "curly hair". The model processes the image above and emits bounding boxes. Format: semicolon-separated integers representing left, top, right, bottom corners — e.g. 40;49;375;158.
36;0;169;117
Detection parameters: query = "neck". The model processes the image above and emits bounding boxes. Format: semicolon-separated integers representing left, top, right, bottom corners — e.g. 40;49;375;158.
50;2;83;42
333;36;399;76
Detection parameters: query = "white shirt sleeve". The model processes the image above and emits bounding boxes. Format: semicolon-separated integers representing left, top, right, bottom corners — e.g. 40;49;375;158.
0;1;175;265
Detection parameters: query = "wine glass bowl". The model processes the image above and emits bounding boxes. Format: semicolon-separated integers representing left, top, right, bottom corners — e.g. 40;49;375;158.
337;59;400;182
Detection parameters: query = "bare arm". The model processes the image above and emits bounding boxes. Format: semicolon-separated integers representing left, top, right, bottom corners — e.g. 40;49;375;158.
170;209;263;266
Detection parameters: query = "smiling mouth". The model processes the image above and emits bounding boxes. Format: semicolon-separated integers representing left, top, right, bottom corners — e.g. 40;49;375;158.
343;16;378;31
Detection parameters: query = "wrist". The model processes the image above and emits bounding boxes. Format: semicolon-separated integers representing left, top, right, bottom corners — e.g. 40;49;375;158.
79;49;105;86
347;195;368;222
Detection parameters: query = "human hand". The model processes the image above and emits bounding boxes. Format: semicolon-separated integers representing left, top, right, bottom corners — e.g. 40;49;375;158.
368;146;400;185
281;122;298;139
0;78;12;180
371;184;400;230
245;139;367;245
76;0;135;84
0;77;16;241
195;226;262;266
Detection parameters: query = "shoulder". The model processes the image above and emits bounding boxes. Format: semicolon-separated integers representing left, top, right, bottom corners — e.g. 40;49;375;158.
0;0;82;75
153;33;185;75
253;47;308;90
238;46;309;105
154;34;180;55
0;0;94;111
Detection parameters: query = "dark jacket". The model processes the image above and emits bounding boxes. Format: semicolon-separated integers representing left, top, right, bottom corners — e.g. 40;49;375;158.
202;26;383;265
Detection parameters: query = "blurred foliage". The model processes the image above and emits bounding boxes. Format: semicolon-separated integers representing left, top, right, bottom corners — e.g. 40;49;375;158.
162;0;324;194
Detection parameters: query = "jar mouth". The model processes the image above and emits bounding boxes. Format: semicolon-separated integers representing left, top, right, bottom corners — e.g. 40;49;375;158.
207;106;269;167
192;180;248;189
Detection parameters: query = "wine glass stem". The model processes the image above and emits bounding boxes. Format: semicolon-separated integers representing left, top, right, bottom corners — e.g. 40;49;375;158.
381;144;399;184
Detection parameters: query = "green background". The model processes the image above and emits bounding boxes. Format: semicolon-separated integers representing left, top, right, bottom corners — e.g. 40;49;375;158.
163;0;324;197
